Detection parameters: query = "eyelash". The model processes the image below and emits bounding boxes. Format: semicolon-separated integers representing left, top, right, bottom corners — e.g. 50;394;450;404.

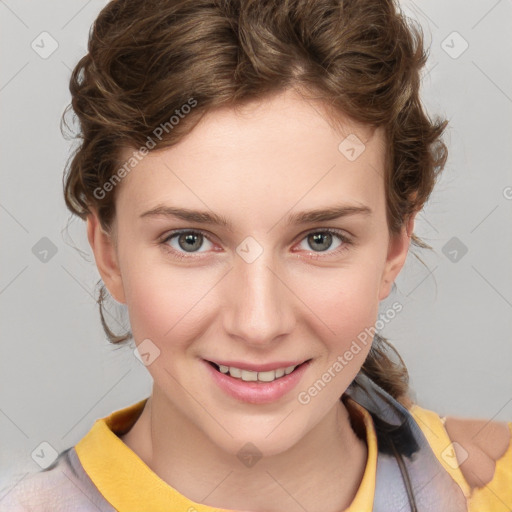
159;228;353;261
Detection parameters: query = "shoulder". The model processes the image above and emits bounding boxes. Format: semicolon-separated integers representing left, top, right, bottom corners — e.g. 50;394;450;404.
443;414;511;489
0;448;113;511
409;399;512;491
1;467;69;511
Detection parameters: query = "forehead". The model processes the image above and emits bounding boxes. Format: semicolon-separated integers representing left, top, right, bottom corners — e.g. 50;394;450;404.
116;89;387;223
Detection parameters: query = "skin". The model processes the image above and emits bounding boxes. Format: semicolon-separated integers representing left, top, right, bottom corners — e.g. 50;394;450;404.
87;88;416;512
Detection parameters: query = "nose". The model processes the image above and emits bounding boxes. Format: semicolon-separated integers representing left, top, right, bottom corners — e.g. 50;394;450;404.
222;248;296;349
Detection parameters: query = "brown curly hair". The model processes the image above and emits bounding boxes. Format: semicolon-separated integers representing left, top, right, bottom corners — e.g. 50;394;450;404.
61;0;448;403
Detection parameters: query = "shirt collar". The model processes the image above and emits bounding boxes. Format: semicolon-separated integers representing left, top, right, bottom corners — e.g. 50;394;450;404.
75;397;377;512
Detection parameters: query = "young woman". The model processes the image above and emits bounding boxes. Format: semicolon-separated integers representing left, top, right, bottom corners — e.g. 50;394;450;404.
2;0;511;510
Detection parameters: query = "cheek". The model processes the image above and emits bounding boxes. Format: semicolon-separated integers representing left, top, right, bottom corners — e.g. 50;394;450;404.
310;264;381;337
291;265;381;413
299;261;382;386
121;258;216;349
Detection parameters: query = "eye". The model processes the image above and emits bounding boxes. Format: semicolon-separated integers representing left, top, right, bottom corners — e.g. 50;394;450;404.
160;228;353;260
295;229;352;257
161;230;214;259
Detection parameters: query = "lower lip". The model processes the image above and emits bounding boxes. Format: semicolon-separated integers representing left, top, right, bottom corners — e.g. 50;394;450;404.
203;359;311;404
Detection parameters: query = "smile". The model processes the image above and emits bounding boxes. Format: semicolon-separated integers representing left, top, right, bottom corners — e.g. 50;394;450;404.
204;359;312;404
209;362;301;382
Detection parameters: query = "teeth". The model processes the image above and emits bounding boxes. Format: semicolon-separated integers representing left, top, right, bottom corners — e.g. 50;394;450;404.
258;370;277;382
216;363;300;382
241;370;258;382
229;367;242;378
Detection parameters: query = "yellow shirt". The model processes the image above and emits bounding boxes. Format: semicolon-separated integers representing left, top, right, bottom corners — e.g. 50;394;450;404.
73;398;512;512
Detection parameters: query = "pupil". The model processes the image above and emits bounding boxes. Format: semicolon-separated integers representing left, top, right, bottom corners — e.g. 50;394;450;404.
179;232;202;252
309;232;331;252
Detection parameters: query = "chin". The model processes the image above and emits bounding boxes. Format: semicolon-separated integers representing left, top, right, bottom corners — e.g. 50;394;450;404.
217;431;303;462
200;411;314;462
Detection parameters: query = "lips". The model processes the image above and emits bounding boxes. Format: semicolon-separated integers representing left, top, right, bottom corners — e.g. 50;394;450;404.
203;358;312;404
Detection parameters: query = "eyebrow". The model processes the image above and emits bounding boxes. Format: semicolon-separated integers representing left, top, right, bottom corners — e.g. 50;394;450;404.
139;203;372;230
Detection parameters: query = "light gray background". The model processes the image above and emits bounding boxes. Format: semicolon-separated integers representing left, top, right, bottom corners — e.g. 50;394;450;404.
1;0;511;490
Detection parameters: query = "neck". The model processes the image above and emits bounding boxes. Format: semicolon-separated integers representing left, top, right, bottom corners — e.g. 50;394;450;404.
121;388;368;512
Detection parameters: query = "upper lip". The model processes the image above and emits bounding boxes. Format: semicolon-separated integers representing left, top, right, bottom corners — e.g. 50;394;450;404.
206;359;310;372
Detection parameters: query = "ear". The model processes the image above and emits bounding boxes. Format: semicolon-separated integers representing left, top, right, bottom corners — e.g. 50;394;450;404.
86;210;126;304
378;212;417;301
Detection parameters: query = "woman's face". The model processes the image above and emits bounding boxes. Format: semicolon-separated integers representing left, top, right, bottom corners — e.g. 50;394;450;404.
89;88;412;457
